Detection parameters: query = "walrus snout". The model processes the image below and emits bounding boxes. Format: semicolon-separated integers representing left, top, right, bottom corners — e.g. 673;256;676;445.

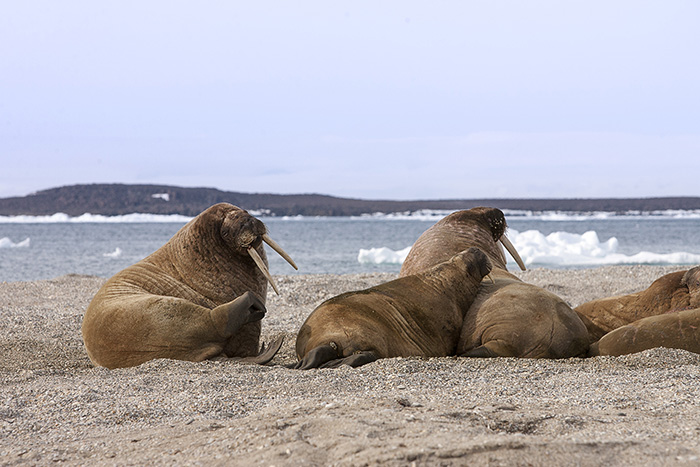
221;212;267;251
219;209;298;295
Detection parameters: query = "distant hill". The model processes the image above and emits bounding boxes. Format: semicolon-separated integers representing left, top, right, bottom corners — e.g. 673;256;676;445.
1;184;699;217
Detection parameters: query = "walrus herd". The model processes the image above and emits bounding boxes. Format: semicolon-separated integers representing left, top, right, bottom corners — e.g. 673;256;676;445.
82;203;700;369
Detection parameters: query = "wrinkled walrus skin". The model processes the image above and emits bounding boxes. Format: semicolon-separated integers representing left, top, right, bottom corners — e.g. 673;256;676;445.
400;207;590;359
575;266;700;343
294;248;492;369
589;307;700;356
82;203;292;369
579;266;700;356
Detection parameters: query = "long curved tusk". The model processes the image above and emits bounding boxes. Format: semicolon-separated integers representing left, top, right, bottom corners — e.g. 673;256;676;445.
248;247;280;295
499;234;526;271
262;234;298;270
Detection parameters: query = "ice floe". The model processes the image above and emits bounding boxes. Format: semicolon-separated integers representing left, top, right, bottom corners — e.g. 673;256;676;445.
0;237;30;248
357;229;700;268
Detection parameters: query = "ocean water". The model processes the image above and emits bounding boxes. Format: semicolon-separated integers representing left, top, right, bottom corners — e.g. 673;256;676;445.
1;210;700;282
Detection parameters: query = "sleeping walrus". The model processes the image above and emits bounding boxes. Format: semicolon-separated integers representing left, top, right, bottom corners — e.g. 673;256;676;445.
577;266;700;356
82;203;297;369
400;207;589;359
295;248;492;369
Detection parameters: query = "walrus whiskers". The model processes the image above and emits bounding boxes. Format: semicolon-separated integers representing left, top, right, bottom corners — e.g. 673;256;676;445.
248;247;280;295
262;233;298;270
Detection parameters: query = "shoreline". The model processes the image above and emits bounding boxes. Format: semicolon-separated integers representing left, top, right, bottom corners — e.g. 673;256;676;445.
2;266;699;465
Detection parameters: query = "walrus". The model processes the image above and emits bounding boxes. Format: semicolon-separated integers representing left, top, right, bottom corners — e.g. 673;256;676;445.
589;307;700;356
400;207;590;359
294;248;492;369
82;203;297;369
578;266;700;356
575;266;700;343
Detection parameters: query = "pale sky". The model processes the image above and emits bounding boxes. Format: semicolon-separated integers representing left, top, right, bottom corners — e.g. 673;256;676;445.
2;1;699;200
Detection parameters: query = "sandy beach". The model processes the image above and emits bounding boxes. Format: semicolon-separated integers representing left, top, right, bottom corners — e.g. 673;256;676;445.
2;265;700;466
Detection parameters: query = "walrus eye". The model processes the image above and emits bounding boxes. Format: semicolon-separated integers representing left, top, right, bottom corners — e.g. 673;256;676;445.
499;234;526;271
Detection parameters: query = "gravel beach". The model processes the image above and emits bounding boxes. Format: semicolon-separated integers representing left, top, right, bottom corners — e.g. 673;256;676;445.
2;266;700;466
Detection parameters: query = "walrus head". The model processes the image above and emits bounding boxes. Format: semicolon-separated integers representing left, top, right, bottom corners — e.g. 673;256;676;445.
400;207;525;277
215;205;298;294
439;207;525;271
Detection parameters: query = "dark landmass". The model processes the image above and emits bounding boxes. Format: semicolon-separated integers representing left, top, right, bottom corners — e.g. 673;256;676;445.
1;184;699;217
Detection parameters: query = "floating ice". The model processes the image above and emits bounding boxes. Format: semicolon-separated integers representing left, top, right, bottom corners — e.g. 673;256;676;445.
0;237;30;248
103;247;123;258
507;229;700;267
358;246;412;265
0;213;193;223
358;229;700;268
357;209;700;221
358;210;455;221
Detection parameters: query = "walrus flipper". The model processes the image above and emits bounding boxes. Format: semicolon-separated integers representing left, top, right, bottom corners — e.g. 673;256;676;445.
232;335;284;365
460;340;517;358
211;291;266;338
320;351;379;369
293;345;379;370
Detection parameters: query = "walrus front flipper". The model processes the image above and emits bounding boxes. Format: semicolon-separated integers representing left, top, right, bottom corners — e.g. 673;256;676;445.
293;344;339;369
232;335;284;365
320;351;379;369
294;345;379;369
460;340;516;358
211;291;266;338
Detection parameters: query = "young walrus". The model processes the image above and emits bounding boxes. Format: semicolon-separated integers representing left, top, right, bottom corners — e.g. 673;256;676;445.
400;207;589;359
294;247;492;369
82;203;297;369
576;266;700;343
579;266;700;356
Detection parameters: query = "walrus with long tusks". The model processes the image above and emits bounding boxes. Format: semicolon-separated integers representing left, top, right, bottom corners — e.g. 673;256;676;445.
579;265;700;356
294;247;492;369
82;203;297;369
400;207;590;359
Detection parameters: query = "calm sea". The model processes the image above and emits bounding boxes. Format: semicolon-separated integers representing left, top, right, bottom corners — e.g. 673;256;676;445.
1;211;700;282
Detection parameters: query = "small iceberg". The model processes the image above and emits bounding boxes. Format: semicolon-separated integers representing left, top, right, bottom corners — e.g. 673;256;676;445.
0;237;30;248
103;247;123;258
358;246;412;265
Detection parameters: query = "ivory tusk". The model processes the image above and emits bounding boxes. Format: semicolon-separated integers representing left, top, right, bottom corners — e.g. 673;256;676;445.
248;247;280;295
262;234;298;270
499;234;526;271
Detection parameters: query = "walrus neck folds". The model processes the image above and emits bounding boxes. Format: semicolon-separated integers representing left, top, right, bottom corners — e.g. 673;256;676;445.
153;213;268;304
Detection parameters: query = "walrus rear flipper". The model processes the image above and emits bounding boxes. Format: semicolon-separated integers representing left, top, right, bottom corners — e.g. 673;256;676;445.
232;335;285;365
293;345;379;370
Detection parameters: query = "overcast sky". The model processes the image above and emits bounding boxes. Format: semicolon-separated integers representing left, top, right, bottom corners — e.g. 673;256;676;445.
2;1;699;200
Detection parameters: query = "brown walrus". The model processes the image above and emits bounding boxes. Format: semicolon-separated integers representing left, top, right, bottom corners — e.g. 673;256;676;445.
82;203;297;369
589;307;700;356
400;207;589;359
578;266;700;356
575;266;700;342
294;248;492;369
